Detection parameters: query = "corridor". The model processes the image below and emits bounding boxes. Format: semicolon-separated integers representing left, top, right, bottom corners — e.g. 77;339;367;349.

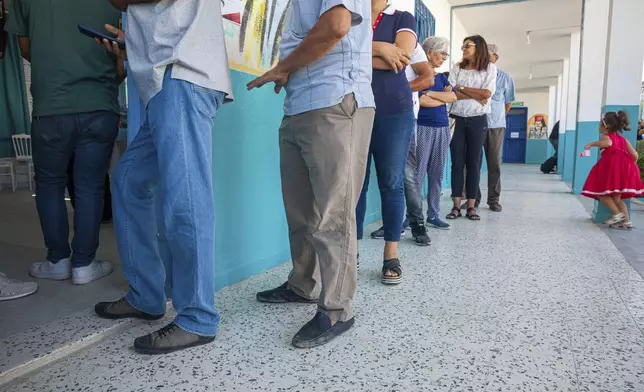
2;165;644;391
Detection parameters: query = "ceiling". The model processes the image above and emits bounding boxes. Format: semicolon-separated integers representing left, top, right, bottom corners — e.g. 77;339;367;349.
453;0;583;93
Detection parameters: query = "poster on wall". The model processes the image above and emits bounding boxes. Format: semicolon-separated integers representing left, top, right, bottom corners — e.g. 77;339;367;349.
528;114;549;139
222;0;291;75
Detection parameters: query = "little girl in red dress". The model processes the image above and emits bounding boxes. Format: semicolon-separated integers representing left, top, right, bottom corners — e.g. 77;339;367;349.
582;111;644;229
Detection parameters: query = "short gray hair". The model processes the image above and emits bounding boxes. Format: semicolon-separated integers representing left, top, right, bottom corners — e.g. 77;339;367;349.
421;37;450;55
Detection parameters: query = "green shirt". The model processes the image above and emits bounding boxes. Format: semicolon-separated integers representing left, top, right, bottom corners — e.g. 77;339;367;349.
5;0;121;117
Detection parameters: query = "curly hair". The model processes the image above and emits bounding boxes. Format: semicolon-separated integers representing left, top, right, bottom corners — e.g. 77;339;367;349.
602;110;631;133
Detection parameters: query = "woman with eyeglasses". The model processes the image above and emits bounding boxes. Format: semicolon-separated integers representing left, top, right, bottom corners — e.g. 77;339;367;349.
356;0;419;285
446;35;497;221
404;36;456;245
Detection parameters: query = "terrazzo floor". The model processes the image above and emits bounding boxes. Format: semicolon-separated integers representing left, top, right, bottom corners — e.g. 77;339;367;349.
3;165;644;392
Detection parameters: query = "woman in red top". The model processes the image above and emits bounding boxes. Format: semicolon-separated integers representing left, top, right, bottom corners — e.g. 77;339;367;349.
582;111;644;229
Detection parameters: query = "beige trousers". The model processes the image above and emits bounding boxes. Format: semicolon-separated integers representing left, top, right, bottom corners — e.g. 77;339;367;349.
280;94;375;322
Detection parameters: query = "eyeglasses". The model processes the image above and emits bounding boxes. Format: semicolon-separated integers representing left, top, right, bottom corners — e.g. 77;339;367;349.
439;52;450;59
461;43;476;50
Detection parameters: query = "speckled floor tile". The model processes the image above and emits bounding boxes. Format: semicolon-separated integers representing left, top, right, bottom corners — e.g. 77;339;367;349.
5;166;644;391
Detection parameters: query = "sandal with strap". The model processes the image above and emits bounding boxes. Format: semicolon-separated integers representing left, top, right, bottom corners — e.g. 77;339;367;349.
446;207;462;220
466;208;481;221
381;259;403;285
611;221;633;230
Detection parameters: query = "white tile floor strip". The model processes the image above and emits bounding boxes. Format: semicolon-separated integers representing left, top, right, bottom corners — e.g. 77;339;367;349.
5;165;644;391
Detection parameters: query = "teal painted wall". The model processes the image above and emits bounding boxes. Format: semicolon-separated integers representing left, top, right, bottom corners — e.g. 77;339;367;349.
525;139;549;164
571;121;600;194
563;130;576;182
591;105;641;223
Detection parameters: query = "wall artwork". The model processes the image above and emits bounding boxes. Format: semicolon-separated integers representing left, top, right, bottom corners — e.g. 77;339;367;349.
223;0;291;75
528;114;549;139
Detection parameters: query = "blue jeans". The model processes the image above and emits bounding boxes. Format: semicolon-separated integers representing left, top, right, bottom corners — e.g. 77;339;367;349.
356;112;415;242
31;111;118;268
112;69;224;336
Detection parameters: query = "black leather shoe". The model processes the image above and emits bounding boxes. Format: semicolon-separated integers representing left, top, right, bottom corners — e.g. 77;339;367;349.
134;322;215;355
292;312;355;349
95;297;165;320
256;282;317;303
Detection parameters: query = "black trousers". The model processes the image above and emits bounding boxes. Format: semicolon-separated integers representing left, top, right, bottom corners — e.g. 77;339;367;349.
450;115;487;199
67;154;112;222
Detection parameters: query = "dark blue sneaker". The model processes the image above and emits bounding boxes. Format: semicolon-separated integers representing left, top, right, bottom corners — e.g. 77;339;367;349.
427;217;451;230
370;226;406;239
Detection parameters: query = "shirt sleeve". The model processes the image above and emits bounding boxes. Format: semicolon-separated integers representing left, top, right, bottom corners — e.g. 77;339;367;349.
505;73;516;103
4;0;30;36
395;11;417;41
448;65;458;86
410;44;427;65
320;0;363;26
483;63;497;96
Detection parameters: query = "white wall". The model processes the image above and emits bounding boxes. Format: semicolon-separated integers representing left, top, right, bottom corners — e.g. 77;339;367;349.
516;92;550;119
391;0;469;73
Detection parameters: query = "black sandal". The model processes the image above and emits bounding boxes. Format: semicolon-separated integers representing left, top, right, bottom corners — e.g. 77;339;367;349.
466;208;481;221
446;207;462;220
382;259;403;285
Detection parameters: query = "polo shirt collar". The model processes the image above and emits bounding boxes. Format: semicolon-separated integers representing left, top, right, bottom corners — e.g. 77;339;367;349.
382;5;396;15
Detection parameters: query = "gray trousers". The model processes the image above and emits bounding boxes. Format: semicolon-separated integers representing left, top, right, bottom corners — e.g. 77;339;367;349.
280;94;374;322
404;124;451;224
465;127;505;204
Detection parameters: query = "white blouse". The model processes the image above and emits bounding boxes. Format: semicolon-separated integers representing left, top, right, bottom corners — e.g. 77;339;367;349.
448;63;497;118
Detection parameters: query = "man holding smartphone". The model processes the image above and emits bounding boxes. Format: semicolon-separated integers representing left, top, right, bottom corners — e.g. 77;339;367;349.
5;0;123;285
94;0;234;355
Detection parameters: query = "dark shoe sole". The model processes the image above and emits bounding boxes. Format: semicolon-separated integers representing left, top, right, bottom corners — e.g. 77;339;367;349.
427;223;451;230
94;305;165;321
413;239;431;247
256;293;317;304
134;335;216;355
292;318;355;349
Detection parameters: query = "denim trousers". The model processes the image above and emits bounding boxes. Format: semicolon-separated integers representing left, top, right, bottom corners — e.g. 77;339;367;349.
31;111;118;268
356;111;415;242
112;69;224;336
405;124;451;224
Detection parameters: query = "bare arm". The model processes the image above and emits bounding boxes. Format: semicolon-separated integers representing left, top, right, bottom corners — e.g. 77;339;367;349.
419;95;447;108
372;30;416;71
454;86;492;100
626;139;639;161
505;103;512;114
18;37;30;62
409;62;434;92
585;134;613;150
424;90;456;104
247;6;353;92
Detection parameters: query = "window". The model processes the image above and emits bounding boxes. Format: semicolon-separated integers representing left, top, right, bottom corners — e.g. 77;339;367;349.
415;0;435;44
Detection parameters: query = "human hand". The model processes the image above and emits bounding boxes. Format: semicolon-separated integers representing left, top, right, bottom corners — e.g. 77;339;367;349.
444;85;453;92
584;144;592;151
476;99;489;106
378;43;411;72
97;24;126;60
246;66;290;94
108;0;128;11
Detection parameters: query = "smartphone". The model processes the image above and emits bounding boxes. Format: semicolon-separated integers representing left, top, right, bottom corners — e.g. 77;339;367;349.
78;24;125;50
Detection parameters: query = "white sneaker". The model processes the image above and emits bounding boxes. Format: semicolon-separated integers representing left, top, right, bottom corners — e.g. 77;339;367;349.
0;273;39;301
72;260;113;285
30;258;72;280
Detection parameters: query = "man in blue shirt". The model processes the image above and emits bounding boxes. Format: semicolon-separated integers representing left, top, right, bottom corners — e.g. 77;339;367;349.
248;0;375;348
474;44;515;211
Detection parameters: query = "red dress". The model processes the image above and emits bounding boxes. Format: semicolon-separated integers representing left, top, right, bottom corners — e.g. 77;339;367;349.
582;133;644;200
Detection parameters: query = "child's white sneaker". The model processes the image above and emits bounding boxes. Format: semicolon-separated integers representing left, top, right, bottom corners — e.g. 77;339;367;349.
72;260;113;285
604;213;625;226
